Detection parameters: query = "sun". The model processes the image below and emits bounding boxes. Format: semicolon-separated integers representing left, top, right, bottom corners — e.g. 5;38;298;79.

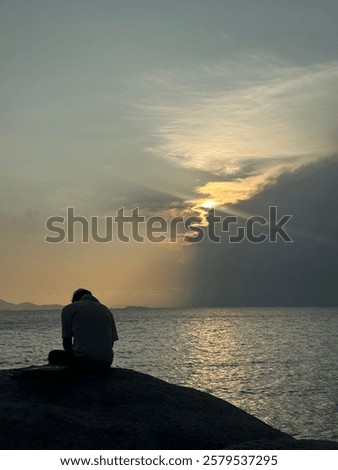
201;199;217;209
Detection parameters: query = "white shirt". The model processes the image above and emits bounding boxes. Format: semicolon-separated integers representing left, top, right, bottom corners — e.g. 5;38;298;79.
61;294;118;366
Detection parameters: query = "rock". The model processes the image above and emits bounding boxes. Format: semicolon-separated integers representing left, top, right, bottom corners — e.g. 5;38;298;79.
0;367;337;449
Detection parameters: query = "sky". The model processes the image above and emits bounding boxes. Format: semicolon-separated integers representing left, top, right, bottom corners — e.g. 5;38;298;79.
1;0;337;306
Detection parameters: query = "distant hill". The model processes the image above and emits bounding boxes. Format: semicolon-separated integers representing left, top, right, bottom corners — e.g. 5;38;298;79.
0;299;63;311
122;305;150;310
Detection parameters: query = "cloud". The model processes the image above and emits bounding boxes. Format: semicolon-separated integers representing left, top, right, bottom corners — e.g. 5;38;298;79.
146;58;338;179
45;188;96;212
186;155;338;307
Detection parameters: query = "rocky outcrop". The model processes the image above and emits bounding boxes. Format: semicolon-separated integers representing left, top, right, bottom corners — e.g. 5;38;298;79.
0;367;337;449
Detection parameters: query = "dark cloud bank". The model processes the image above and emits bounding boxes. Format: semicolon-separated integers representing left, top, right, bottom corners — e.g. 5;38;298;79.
187;155;338;307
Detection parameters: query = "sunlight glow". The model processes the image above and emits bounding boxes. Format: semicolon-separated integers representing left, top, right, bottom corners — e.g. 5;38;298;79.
201;199;217;209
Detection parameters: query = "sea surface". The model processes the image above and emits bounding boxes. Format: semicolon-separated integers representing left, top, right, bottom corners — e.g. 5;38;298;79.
0;307;337;442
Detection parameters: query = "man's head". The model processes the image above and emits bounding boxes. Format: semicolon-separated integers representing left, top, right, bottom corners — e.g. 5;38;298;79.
72;288;92;303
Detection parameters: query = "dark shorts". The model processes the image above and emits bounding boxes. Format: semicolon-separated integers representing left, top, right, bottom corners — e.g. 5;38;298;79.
48;349;111;374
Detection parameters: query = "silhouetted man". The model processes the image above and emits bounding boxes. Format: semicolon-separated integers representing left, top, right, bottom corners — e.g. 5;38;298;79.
48;288;118;372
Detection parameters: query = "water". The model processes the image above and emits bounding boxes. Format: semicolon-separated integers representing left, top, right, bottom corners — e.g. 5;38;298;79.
0;307;337;442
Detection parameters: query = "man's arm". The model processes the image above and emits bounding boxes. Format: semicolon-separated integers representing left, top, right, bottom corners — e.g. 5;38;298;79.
63;337;72;353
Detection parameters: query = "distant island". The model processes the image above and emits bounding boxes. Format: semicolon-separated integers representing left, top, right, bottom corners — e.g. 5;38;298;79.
120;305;150;310
0;299;63;311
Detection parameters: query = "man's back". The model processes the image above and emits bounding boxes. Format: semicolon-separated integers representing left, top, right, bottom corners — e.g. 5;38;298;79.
62;293;118;367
